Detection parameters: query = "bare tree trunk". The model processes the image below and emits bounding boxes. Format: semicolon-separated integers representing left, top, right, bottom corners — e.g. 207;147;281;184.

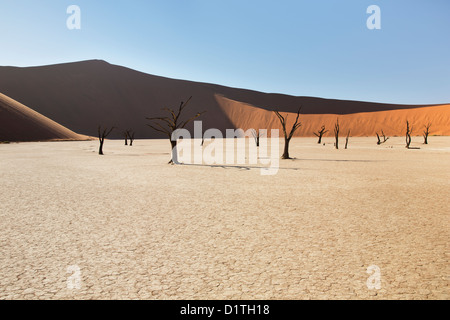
252;129;264;147
345;130;350;149
334;119;340;150
377;130;389;145
170;139;178;164
406;121;412;149
129;131;135;146
98;126;115;155
423;122;431;145
99;138;104;155
282;138;290;159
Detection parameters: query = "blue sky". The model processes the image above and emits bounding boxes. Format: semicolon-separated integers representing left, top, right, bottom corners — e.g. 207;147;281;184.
1;0;449;104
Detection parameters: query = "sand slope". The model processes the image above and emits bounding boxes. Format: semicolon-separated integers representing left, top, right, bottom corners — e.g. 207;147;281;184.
216;95;450;137
0;92;89;142
0;60;447;139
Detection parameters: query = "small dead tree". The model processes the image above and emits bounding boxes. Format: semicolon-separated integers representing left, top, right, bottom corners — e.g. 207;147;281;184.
129;131;135;146
124;131;128;145
334;118;340;149
98;126;115;155
313;126;328;144
147;96;205;164
345;130;350;149
274;107;302;159
423;122;432;144
376;130;390;145
251;129;265;147
406;120;413;149
125;130;135;146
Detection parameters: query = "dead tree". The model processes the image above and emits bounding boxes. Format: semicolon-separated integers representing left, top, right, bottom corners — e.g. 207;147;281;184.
334;119;340;149
376;130;390;145
147;96;205;164
405;120;413;149
123;131;128;145
98;126;115;155
274;107;302;159
128;130;135;146
251;129;265;147
345;130;350;149
423;122;432;144
313;126;328;144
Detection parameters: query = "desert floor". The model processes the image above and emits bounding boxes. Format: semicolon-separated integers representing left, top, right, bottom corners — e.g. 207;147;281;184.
0;137;449;300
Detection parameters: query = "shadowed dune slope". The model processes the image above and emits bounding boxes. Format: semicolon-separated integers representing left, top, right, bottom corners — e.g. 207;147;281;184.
0;92;89;142
0;60;448;138
216;95;450;137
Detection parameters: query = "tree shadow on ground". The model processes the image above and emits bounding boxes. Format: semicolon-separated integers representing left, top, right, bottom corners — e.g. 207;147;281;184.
288;158;384;163
179;163;301;171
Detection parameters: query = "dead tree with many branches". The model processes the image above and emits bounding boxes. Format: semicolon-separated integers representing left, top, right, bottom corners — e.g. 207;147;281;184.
98;126;115;155
313;126;328;144
274;107;302;159
147;96;206;164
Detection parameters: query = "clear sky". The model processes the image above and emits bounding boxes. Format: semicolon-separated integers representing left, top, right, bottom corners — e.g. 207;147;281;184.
1;0;449;104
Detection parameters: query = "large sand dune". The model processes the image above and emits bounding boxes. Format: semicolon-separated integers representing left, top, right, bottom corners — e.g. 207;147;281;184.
0;92;89;142
216;95;450;137
1;60;447;140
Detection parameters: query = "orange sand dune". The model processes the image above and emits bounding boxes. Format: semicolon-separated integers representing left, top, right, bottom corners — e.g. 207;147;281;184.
216;94;450;137
0;92;90;142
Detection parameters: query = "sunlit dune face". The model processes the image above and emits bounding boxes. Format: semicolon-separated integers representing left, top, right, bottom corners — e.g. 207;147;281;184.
216;94;450;137
0;92;90;142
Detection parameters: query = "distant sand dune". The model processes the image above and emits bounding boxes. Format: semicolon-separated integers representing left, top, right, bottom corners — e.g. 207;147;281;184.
0;92;90;142
216;94;450;137
1;60;448;139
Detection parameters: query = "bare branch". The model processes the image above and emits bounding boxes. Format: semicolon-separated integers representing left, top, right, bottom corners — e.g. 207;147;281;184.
147;124;170;136
179;111;206;129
